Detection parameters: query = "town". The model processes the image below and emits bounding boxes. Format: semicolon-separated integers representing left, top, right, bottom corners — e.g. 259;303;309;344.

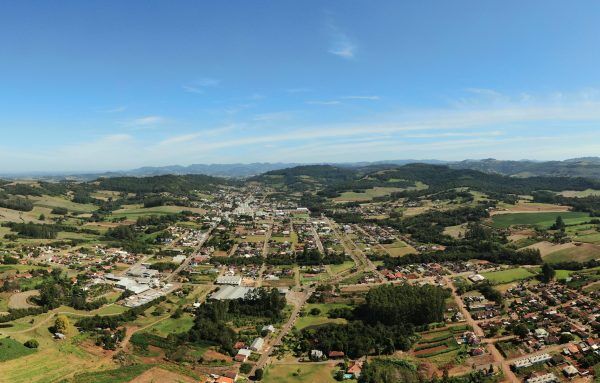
1;163;599;383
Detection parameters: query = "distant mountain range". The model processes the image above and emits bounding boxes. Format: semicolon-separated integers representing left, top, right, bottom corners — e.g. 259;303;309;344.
448;157;600;178
3;157;600;180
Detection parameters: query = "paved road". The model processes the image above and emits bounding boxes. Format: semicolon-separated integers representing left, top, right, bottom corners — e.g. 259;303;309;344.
250;287;314;376
444;276;484;337
165;225;214;282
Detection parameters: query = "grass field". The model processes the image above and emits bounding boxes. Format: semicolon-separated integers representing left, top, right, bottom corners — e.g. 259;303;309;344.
0;337;36;362
146;314;194;337
382;240;416;257
112;205;205;219
295;303;350;330
543;243;600;264
333;187;406;202
491;212;590;228
328;261;355;275
554;269;575;280
0;317;117;383
559;189;600;198
69;364;152;383
263;363;340;383
31;195;97;213
481;268;536;284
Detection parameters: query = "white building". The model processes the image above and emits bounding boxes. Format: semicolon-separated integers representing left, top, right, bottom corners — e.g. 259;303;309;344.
468;274;485;283
216;275;243;286
526;373;557;383
250;337;264;351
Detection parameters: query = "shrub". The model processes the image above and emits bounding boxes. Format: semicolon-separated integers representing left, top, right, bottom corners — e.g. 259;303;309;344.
24;339;39;348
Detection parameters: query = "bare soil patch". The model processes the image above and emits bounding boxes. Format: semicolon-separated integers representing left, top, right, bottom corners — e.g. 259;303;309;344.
8;290;40;309
414;345;449;356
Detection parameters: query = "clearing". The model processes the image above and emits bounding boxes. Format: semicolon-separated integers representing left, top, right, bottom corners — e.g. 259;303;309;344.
263;362;339;383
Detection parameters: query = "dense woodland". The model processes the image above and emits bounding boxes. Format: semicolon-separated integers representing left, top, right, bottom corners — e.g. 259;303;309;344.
187;288;286;355
300;284;448;358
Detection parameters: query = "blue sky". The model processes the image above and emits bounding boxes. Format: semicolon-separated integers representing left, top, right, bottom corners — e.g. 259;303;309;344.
1;1;600;172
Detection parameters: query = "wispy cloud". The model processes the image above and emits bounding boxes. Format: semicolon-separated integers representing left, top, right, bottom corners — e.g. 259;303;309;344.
342;95;380;100
121;115;166;129
327;22;356;59
306;100;341;106
253;111;294;122
158;125;239;147
183;78;220;94
7;88;600;172
100;106;127;113
286;88;311;93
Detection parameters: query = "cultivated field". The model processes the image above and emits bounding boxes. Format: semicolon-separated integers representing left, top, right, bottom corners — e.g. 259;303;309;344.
491;211;590;228
543;243;600;264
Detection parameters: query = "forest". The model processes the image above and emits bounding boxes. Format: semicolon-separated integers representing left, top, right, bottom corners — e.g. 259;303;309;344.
300;284;448;358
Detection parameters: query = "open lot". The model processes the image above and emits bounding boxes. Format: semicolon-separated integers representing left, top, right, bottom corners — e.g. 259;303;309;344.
263;362;339;383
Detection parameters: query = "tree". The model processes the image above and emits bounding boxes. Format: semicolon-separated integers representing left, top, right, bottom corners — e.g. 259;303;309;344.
309;307;321;316
24;339;39;348
254;368;264;381
55;315;70;334
240;363;252;374
513;323;529;339
38;214;45;221
551;216;565;231
559;333;574;344
540;263;556;283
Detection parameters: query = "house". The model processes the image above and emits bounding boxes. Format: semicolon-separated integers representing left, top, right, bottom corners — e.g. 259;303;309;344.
512;354;551;369
566;343;580;355
347;361;363;378
526;373;557;383
562;365;578;377
328;351;345;359
310;349;324;361
261;325;275;334
216;275;243;286
235;348;252;362
535;328;549;339
233;341;245;350
250;337;264;351
468;274;485;283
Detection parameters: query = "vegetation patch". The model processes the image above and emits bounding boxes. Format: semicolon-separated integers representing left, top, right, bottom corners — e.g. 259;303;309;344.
0;337;36;362
70;364;152;383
